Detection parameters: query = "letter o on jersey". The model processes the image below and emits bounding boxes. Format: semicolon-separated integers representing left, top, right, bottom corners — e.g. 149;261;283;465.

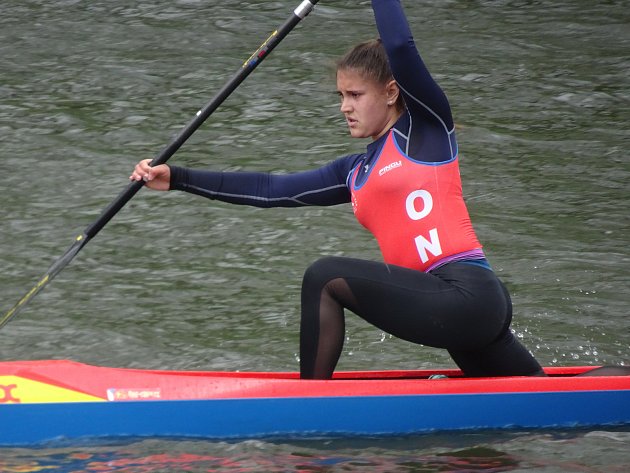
405;190;433;220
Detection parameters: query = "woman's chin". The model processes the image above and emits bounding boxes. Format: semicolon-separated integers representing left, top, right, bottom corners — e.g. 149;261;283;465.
348;128;367;139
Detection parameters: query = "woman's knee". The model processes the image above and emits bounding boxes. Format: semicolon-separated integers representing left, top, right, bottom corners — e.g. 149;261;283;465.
302;256;346;289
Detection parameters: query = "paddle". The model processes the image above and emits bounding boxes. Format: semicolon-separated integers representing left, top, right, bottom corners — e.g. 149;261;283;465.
0;0;320;330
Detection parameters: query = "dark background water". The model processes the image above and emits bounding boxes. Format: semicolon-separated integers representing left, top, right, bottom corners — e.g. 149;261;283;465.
1;0;629;470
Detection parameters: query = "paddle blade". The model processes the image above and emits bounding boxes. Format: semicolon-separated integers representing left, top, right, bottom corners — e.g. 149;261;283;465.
0;234;87;329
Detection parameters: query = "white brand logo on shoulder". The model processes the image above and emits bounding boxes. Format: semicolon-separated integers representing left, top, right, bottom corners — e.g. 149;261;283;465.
379;160;402;176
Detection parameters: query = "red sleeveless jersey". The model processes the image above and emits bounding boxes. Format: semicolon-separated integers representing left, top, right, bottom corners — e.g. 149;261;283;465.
351;131;482;272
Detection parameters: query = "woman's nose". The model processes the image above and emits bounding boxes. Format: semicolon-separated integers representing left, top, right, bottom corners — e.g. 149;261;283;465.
340;97;351;113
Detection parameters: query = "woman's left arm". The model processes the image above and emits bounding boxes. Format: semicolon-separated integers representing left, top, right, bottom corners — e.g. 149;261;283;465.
371;0;454;130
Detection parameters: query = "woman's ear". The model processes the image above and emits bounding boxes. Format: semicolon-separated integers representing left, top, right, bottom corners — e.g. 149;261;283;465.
385;79;400;106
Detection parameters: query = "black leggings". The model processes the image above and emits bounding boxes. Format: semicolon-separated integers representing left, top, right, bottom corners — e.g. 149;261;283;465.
299;256;544;379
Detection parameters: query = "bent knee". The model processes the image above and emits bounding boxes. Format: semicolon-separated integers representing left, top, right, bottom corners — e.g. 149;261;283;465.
302;256;347;288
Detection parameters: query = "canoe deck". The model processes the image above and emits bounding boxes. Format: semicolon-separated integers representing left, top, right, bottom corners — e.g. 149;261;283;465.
1;359;628;403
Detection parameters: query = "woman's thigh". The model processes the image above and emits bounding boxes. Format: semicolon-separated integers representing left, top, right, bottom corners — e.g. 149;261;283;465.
304;256;509;350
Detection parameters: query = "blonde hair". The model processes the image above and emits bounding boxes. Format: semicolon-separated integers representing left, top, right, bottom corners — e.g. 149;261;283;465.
336;39;405;111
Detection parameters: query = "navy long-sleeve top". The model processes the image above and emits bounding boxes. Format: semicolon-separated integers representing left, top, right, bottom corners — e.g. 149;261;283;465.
169;0;456;208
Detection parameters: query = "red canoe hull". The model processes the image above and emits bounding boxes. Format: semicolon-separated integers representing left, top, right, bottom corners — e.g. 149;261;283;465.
1;360;629;445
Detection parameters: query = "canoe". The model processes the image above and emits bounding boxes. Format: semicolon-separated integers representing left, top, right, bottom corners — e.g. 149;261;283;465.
1;360;629;445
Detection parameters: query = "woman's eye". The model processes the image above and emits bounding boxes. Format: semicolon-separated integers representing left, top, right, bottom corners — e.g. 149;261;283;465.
336;91;361;101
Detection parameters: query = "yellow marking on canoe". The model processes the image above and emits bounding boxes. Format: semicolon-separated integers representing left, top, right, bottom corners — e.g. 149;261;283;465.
0;376;104;403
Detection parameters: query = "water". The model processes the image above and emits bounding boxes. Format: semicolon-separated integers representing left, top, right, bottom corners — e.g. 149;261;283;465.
1;0;629;470
1;431;629;472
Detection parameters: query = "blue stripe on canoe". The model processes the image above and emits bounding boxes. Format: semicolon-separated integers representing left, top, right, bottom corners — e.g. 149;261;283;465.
2;390;630;445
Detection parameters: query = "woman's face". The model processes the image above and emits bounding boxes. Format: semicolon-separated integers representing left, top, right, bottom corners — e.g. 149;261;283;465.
337;68;400;141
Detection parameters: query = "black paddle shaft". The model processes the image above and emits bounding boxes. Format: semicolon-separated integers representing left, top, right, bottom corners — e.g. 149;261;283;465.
0;0;320;330
87;0;319;240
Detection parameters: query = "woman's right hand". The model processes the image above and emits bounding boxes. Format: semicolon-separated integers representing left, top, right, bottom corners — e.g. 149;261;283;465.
129;159;171;191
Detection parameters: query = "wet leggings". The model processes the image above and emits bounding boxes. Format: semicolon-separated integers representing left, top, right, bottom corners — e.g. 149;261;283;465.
299;256;544;379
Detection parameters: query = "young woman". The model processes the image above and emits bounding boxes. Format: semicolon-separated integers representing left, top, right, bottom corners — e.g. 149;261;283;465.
131;0;544;379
